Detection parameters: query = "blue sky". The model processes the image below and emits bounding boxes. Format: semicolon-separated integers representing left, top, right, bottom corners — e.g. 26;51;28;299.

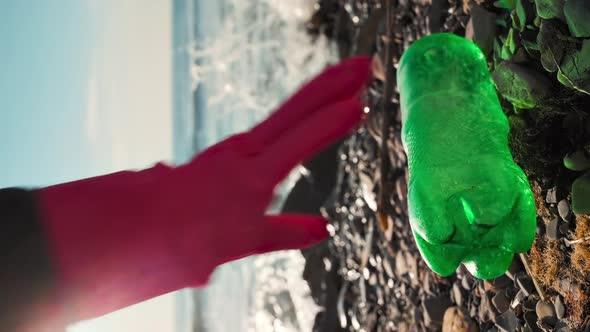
0;0;174;188
0;1;99;186
0;1;181;331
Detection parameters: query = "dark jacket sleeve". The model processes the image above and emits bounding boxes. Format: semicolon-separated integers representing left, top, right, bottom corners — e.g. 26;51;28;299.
0;188;58;331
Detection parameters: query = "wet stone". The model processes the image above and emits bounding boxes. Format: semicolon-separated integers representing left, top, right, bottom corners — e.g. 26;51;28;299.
506;258;525;280
559;277;572;292
462;276;472;290
422;272;432;295
523;298;538;312
453;283;464;307
479;291;495;322
423;295;452;327
395;251;408;276
557;199;571;221
554;296;565;319
537;222;546;237
492;291;510;313
506;285;519;296
442;307;478;332
495;309;519;332
512;290;527;307
491;275;512;290
470;303;478;318
555;320;571;332
559;223;570;236
516;275;535;296
536;300;557;326
546;217;560;240
546;187;558;204
523;311;539;331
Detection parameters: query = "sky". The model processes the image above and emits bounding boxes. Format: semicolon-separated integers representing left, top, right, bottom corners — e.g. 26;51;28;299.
0;0;173;187
0;1;181;331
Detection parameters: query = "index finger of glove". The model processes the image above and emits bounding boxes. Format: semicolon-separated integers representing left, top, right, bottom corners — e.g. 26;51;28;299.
260;98;364;185
248;56;371;145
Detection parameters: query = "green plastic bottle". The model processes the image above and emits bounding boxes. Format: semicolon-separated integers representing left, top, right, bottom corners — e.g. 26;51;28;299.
397;33;537;279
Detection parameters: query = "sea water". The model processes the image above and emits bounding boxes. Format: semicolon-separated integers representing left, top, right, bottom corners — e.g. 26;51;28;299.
173;0;337;331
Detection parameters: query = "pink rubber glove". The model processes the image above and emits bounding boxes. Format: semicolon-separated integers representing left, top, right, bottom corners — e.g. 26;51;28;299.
34;56;372;324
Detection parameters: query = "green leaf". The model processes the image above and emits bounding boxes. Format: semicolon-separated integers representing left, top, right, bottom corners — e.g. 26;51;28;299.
494;0;517;10
516;0;534;30
511;10;522;31
496;18;508;28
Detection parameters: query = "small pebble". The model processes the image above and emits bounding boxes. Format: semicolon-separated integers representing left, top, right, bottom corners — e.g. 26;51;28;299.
495;309;519;332
536;300;557;326
491;275;512;290
462;277;472;291
479;291;494;322
523;311;538;330
559;223;570;236
395;251;407;276
442;307;478;332
512;290;526;308
546;187;558;204
423;295;452;327
554;296;565;319
560;278;572;292
506;258;524;280
523;298;538;312
453;283;464;307
422;272;432;295
555;320;571;332
546;217;560;240
536;222;545;237
516;275;535;297
557;199;571;221
492;291;510;313
484;280;494;292
470;303;478;318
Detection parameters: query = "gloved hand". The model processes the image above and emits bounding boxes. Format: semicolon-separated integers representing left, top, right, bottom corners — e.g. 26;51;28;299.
35;56;372;324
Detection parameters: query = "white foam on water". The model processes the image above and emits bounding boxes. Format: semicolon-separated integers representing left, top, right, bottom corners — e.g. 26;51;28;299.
183;0;337;331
